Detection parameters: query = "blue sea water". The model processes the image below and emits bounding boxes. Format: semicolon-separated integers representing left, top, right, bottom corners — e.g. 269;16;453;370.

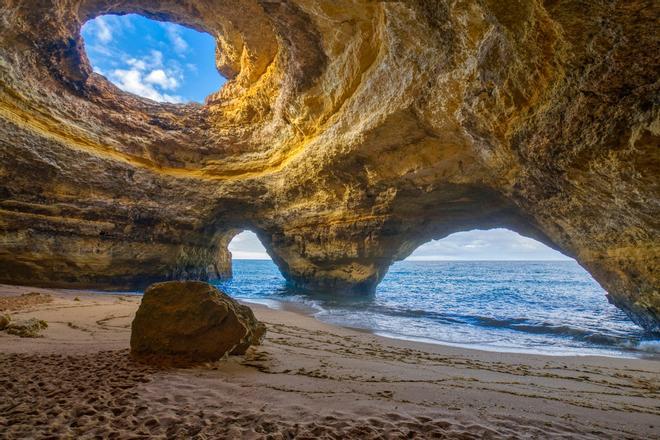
216;260;660;359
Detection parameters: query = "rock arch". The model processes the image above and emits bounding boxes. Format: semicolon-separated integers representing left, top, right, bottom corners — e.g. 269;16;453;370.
0;0;657;332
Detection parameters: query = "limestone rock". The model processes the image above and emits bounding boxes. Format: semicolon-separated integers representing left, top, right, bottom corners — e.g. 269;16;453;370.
0;314;10;330
130;281;266;362
0;1;657;331
6;319;48;338
231;300;268;356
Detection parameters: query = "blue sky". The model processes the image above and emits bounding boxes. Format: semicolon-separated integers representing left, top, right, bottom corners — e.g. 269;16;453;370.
82;14;224;103
83;15;569;261
230;230;570;261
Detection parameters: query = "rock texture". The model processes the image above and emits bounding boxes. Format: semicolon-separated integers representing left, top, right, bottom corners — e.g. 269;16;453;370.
0;1;657;331
0;292;53;311
130;281;266;361
0;314;9;330
5;318;48;338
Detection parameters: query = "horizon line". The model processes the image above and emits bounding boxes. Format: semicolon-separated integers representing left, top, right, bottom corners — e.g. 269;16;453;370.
230;258;575;262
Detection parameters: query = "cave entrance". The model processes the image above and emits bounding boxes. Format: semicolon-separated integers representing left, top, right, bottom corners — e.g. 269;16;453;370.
218;231;286;302
228;231;272;262
218;228;648;355
361;228;645;355
81;14;225;103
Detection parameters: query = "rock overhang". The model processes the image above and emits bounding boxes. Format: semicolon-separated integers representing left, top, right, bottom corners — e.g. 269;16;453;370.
0;0;657;332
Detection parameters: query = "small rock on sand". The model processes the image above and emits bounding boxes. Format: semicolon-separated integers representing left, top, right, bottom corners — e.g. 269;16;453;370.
6;318;48;337
0;314;10;330
130;281;266;363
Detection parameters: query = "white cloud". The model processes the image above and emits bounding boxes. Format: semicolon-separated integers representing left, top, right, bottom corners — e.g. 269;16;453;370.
463;239;488;249
109;68;183;103
406;229;572;261
83;14;135;45
109;69;154;98
86;43;115;58
163;24;189;55
161;93;184;103
126;58;147;71
511;237;544;250
149;50;164;67
105;48;184;103
229;232;271;260
145;69;179;89
126;50;163;71
230;233;247;243
82;15;213;103
95;16;113;43
230;251;271;260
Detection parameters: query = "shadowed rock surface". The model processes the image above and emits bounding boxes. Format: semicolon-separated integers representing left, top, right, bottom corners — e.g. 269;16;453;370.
0;314;9;330
0;1;657;331
130;281;265;362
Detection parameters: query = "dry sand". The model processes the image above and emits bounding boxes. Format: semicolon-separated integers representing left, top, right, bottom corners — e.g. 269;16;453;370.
0;284;658;439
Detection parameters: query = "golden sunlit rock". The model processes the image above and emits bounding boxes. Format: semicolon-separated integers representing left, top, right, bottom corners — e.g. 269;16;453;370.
0;0;657;331
130;281;266;362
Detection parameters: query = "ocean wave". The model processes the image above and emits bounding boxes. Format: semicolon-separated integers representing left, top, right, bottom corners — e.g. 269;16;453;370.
473;315;616;339
461;315;659;353
222;260;655;358
309;302;648;351
357;306;466;325
619;339;660;354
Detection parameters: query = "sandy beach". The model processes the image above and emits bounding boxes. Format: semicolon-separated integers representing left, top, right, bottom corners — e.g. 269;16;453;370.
1;284;658;439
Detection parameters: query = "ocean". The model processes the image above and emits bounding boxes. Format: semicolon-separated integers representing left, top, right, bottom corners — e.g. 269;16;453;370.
216;260;659;359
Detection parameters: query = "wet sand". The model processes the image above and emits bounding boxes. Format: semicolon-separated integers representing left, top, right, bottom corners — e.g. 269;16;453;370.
1;284;658;439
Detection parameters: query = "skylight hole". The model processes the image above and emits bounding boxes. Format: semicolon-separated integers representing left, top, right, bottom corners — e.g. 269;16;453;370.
81;14;225;104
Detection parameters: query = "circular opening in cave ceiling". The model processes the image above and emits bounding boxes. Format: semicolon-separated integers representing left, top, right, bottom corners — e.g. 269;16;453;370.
81;14;225;104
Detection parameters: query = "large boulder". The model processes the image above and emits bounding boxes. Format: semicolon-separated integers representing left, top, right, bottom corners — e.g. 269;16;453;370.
130;281;266;362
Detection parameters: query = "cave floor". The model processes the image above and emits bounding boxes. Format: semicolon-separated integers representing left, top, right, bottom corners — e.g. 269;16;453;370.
0;285;658;439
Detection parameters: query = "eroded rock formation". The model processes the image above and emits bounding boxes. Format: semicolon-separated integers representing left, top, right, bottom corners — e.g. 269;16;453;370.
130;281;266;361
0;1;658;331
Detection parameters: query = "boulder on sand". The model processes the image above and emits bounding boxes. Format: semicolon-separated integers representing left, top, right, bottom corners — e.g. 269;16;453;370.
0;314;10;330
130;281;266;362
5;318;48;337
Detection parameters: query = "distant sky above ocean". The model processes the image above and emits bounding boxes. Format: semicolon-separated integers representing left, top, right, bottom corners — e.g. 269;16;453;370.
229;230;571;261
82;15;570;262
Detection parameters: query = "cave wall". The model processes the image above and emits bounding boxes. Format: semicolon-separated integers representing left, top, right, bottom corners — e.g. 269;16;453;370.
0;0;657;331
